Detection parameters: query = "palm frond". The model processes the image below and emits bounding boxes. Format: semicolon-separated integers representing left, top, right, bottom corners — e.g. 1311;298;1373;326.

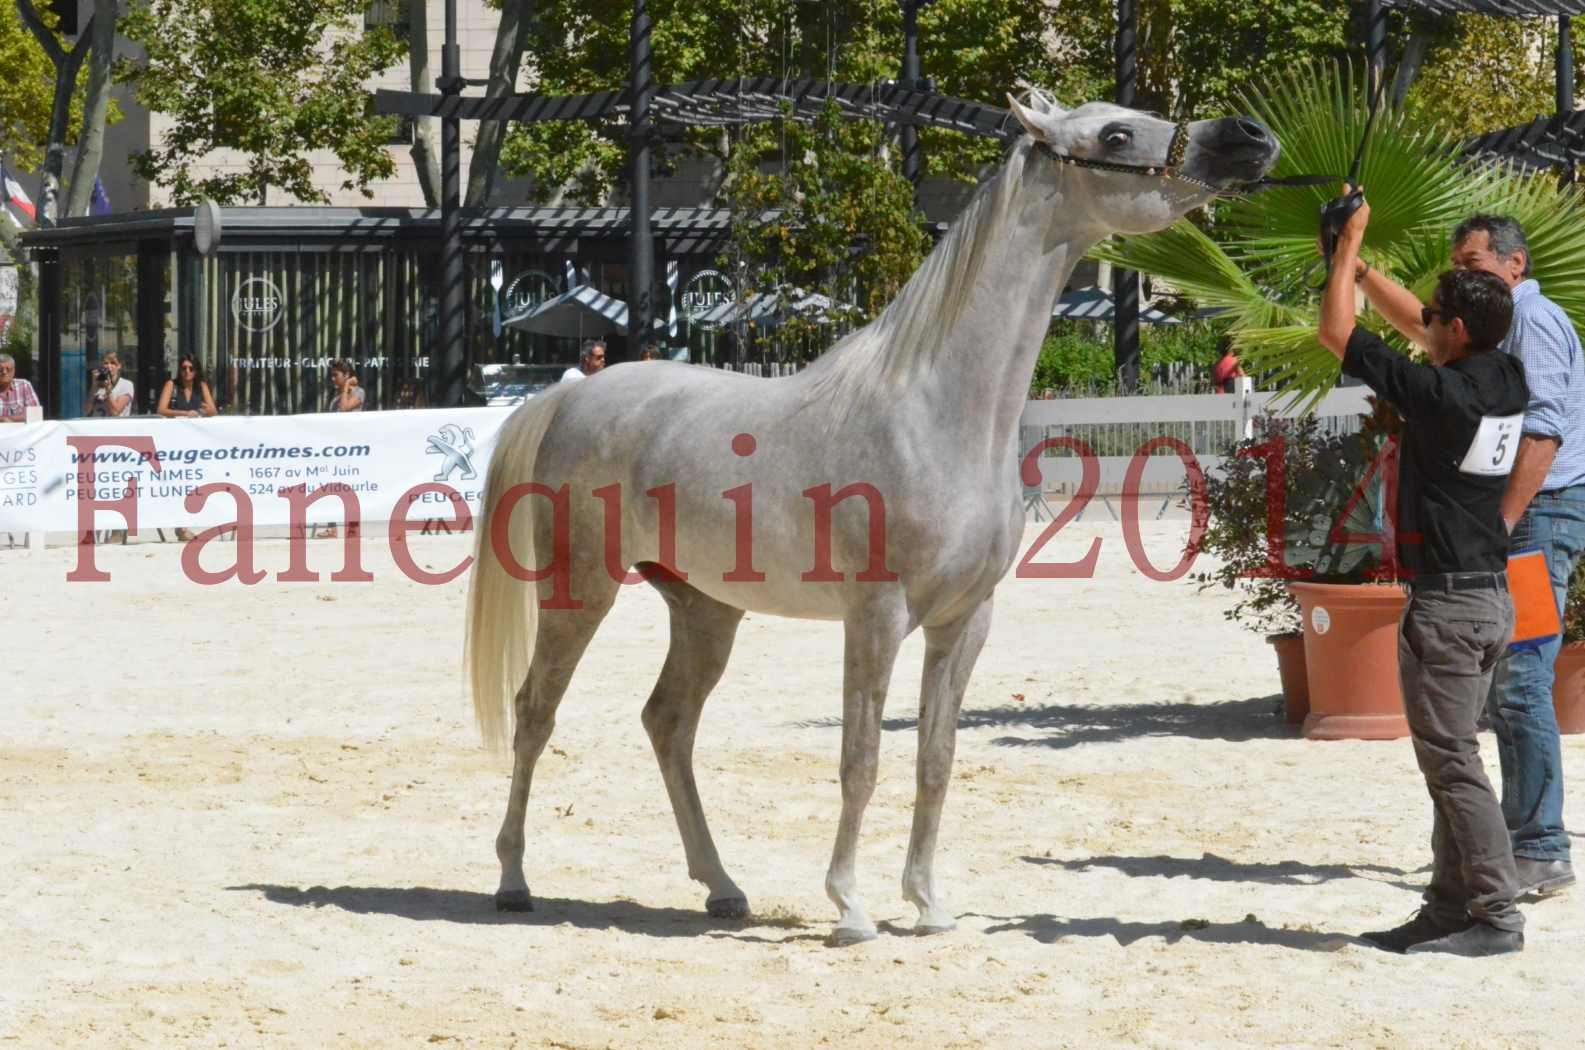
1092;59;1585;406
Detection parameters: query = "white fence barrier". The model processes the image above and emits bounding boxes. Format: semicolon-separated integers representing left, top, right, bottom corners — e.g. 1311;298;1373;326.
1;388;1373;539
705;362;803;378
1019;386;1373;500
0;407;515;535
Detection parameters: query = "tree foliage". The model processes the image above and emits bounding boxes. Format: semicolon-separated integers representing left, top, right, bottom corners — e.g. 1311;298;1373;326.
1402;14;1585;137
120;0;407;205
719;100;927;354
1044;0;1351;121
492;1;1055;356
14;0;123;224
0;2;65;173
498;0;1060;204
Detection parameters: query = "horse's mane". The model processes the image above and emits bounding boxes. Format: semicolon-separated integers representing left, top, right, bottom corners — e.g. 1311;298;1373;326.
801;135;1040;407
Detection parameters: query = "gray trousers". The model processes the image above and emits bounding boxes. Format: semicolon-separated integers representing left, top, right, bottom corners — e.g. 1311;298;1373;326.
1399;584;1524;932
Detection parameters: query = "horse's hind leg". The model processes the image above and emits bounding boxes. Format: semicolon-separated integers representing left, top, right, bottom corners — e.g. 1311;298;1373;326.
901;596;993;934
494;588;617;911
641;570;749;918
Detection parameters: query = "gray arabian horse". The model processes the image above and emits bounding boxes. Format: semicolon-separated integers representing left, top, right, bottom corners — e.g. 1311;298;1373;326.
466;91;1278;945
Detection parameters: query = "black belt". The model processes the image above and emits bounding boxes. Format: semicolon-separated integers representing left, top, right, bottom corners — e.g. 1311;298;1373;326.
1410;571;1508;593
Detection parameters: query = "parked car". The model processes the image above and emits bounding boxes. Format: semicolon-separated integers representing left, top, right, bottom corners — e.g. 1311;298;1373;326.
468;362;570;406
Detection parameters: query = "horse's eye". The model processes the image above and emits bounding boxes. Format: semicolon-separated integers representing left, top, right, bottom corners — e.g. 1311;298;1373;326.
1104;130;1132;150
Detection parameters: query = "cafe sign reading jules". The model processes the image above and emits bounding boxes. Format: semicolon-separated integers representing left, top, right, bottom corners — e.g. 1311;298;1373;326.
503;270;561;316
681;269;734;330
232;276;285;334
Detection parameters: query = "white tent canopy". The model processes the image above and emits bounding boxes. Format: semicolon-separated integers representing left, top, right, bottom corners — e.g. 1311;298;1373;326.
504;284;630;337
1053;285;1182;325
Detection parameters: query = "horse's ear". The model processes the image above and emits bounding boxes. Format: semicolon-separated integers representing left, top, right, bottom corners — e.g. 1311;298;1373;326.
1007;91;1066;142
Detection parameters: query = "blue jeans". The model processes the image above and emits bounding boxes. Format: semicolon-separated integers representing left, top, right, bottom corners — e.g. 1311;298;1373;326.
1488;486;1585;861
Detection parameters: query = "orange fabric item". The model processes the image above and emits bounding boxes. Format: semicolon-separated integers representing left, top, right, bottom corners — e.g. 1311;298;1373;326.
1508;549;1562;648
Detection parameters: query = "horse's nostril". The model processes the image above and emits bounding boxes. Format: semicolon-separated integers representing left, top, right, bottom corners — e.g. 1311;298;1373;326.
1237;119;1270;142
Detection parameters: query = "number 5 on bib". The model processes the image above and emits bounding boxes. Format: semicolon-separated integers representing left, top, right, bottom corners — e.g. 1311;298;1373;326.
1461;414;1523;476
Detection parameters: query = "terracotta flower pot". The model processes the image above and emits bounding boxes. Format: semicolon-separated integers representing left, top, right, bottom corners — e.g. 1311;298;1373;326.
1267;632;1309;725
1288;582;1409;741
1551;641;1585;735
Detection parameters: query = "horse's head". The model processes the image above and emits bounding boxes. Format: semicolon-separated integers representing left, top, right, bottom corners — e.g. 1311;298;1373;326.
1008;91;1278;235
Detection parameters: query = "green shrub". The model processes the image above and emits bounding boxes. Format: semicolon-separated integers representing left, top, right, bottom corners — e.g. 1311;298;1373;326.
1029;319;1224;394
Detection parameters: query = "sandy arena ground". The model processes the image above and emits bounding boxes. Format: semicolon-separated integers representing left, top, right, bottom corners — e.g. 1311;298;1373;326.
4;518;1583;1049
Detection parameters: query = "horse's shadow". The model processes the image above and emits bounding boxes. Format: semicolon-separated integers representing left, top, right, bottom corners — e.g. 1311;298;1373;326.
232;883;1367;952
797;695;1291;749
227;883;824;942
1026;852;1426;895
975;912;1357;953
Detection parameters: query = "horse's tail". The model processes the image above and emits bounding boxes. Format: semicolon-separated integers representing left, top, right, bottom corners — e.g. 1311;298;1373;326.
465;386;572;751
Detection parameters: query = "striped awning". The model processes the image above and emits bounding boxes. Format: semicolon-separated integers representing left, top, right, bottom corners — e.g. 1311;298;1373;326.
503;284;629;337
1053;286;1182;325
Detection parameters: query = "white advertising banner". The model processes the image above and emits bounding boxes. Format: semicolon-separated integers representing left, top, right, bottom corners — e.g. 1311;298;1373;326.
0;407;516;532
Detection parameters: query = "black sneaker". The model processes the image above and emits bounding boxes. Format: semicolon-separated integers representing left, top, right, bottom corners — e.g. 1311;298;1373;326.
1406;923;1524;957
1361;910;1471;953
1515;857;1575;899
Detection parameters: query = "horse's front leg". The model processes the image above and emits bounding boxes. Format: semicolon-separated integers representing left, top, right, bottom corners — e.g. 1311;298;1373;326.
902;596;993;933
825;601;909;946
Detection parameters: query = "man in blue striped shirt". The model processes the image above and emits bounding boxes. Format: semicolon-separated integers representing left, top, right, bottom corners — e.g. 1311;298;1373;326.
1357;215;1581;900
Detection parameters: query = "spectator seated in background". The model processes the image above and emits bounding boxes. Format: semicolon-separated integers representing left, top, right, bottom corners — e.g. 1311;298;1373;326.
0;353;39;422
156;356;217;419
1212;344;1245;393
320;359;363;540
396;379;426;410
327;359;365;412
84;352;133;418
561;339;606;382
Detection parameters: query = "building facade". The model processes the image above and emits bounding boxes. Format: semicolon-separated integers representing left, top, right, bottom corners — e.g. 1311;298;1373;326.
22;205;774;419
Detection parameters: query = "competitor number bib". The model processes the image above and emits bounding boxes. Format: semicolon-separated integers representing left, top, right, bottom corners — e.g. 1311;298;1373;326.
1458;413;1524;476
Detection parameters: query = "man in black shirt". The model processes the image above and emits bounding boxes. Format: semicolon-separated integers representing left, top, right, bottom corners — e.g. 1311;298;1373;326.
1318;188;1530;957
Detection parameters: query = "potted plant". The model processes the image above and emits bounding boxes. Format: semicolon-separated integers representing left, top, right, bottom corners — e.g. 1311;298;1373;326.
1552;566;1585;735
1194;414;1315;724
1194;410;1401;732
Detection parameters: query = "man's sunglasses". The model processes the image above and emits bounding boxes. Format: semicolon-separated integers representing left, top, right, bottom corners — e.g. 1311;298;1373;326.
1421;305;1449;327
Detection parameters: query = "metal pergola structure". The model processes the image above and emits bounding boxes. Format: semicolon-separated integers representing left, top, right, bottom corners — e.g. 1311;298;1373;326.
375;77;1019;143
385;1;1585;405
1381;1;1585;173
379;1;983;405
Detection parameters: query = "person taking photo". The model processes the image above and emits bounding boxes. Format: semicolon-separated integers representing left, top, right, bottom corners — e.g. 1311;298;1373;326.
1318;186;1530;957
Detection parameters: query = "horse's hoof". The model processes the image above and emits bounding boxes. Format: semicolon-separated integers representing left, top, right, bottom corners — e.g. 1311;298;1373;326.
915;920;957;937
495;889;533;912
707;896;750;920
827;925;878;947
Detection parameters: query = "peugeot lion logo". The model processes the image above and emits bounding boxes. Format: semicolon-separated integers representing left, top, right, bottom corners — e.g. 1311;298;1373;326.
425;424;478;482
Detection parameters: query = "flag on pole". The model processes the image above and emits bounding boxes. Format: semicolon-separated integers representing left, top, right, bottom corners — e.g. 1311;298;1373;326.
90;176;112;217
1;162;36;222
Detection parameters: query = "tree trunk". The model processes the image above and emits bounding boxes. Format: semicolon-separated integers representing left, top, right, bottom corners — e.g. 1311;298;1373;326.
40;52;87;224
64;0;118;218
464;0;533;206
408;0;441;207
16;1;94;225
1392;28;1433;110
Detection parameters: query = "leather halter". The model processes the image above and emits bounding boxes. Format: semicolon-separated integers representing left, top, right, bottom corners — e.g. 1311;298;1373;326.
1034;120;1217;192
1033;122;1337;196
